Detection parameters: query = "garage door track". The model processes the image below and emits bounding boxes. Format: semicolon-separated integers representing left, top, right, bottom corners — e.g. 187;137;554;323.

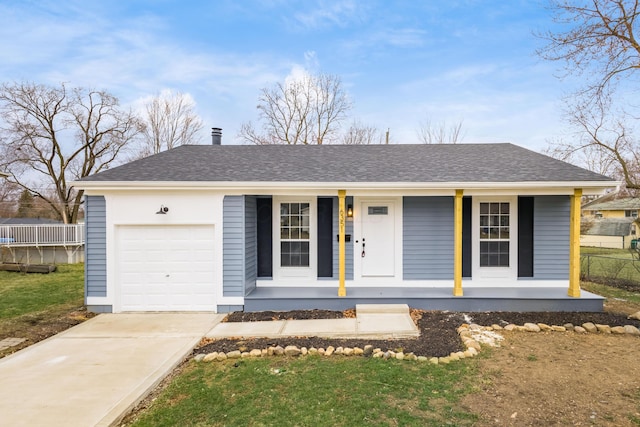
0;313;223;427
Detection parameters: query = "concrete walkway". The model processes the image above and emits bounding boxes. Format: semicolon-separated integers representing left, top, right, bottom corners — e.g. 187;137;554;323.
0;305;417;426
206;304;419;339
0;313;224;427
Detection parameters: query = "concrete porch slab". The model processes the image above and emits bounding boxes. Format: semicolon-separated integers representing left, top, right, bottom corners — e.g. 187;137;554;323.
356;313;419;338
356;304;410;314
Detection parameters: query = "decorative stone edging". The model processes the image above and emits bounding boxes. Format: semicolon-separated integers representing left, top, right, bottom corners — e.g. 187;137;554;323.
194;311;640;366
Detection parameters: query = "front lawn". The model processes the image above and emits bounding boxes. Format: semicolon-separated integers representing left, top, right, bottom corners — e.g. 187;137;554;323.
127;357;478;427
0;263;89;356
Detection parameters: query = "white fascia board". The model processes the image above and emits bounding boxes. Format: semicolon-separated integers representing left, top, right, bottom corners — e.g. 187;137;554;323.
73;180;619;194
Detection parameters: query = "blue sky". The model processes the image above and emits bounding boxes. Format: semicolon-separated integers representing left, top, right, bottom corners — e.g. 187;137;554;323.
0;0;576;150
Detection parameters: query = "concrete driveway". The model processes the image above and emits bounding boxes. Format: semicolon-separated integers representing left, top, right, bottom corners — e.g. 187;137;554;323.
0;313;224;427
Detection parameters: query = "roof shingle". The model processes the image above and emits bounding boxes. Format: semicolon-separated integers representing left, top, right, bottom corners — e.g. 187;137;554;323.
80;143;614;183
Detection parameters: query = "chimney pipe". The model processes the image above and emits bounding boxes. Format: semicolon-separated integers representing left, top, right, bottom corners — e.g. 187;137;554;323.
211;127;222;145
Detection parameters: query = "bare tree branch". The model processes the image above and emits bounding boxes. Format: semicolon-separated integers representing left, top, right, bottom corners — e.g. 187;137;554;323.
238;72;351;145
137;90;203;157
537;0;640;99
341;120;385;145
0;82;143;223
416;118;466;144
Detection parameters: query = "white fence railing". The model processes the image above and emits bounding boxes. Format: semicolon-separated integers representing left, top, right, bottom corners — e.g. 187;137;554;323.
0;224;85;247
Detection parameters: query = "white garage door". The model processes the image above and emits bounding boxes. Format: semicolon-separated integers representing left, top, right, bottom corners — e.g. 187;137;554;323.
118;225;216;312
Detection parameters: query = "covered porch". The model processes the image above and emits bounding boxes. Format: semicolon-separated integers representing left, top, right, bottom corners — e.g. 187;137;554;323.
244;286;605;312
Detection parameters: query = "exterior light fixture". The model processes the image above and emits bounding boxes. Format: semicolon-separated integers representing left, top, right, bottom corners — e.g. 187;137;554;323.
156;205;169;214
347;205;353;218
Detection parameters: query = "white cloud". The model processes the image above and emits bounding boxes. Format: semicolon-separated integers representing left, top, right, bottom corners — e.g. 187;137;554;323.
291;0;365;30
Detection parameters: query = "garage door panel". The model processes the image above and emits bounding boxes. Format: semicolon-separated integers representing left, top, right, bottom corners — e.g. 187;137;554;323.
118;225;216;312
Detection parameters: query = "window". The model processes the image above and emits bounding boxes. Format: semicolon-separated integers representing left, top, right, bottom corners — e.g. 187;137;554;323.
479;202;510;267
280;202;310;267
625;210;638;218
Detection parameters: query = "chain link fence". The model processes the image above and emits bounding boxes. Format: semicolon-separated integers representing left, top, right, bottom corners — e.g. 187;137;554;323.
581;254;640;292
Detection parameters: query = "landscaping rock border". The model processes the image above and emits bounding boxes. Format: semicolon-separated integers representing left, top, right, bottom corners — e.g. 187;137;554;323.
195;318;640;365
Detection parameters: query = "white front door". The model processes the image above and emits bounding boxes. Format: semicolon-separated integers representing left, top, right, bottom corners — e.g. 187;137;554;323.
360;201;395;277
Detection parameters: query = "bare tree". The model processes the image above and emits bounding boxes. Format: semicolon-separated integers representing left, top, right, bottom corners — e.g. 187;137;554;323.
538;0;640;100
0;180;19;217
538;1;640;189
0;82;143;223
341;120;385;145
416;118;465;144
138;90;203;157
239;72;351;145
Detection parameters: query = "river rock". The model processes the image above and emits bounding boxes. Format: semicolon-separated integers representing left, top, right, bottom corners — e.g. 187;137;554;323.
628;311;640;320
610;326;626;334
353;347;364;356
284;345;301;356
537;323;552;331
465;340;481;351
395;352;405;360
195;354;207;362
325;346;335;356
226;350;241;359
363;345;374;356
524;323;540;332
551;326;567;332
624;325;640;336
216;353;227;361
273;346;284;356
504;324;517;331
417;356;428;362
582;322;597;333
343;347;354;356
595;324;611;334
250;349;262;357
574;326;587;333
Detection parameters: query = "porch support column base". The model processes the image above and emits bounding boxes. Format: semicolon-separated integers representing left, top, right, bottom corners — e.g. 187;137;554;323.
338;189;347;297
568;188;582;298
453;189;464;297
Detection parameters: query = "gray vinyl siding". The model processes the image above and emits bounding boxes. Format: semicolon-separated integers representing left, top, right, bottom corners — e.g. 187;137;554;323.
534;195;570;279
85;195;107;297
223;196;245;297
244;196;257;294
332;196;354;280
403;197;455;280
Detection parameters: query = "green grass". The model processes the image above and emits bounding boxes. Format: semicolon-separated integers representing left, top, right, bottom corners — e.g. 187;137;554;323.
0;263;85;321
130;357;478;427
581;247;640;283
582;281;640;306
580;246;634;257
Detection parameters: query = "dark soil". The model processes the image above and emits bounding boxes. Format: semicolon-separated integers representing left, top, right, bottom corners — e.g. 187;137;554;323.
196;310;640;358
0;307;96;358
585;275;640;293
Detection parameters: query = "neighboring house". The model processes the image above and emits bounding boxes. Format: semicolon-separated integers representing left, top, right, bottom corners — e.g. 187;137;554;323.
75;142;616;314
0;218;85;264
581;217;637;249
582;197;640;219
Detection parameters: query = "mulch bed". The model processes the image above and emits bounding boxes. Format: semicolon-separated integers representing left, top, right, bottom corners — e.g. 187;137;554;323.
196;310;640;358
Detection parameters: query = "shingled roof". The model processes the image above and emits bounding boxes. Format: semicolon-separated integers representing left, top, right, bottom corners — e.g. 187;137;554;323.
583;197;640;212
80;143;613;184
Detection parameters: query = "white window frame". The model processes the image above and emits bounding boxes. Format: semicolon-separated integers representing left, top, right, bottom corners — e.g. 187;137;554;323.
472;196;518;282
272;196;317;282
